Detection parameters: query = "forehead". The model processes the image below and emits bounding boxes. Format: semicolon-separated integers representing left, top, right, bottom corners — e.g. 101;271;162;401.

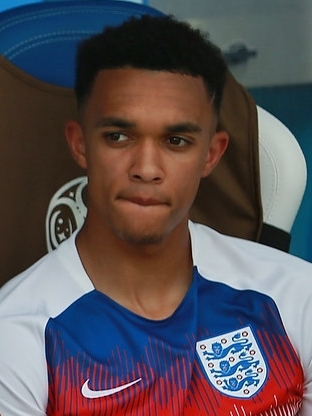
83;68;214;125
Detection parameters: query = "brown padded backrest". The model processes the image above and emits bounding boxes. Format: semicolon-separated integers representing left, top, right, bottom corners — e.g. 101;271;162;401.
0;56;262;286
0;56;84;285
190;71;262;240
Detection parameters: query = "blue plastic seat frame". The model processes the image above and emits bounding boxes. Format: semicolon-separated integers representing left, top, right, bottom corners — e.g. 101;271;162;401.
0;0;164;87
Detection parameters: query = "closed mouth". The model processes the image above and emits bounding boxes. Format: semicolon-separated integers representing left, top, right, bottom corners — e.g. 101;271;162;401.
123;196;166;206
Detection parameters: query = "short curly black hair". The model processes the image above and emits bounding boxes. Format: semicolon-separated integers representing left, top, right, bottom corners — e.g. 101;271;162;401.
75;14;227;114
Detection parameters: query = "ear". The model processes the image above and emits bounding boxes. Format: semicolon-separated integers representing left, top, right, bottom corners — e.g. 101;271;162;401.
65;120;87;170
201;130;229;178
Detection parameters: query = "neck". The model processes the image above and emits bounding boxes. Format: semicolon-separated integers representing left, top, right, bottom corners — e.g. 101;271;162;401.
76;218;193;320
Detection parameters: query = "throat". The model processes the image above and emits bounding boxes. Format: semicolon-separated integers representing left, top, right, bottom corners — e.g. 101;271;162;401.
91;258;194;320
114;271;193;320
76;220;193;319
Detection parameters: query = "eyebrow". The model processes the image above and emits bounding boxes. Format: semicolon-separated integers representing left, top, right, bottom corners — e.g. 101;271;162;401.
94;117;202;134
164;122;202;134
94;117;136;129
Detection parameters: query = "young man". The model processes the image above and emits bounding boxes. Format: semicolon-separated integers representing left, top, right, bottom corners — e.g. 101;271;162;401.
0;15;311;416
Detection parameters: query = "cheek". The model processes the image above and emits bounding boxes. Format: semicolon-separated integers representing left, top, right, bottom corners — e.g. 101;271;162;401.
87;147;122;179
172;163;203;201
186;153;210;180
85;156;114;199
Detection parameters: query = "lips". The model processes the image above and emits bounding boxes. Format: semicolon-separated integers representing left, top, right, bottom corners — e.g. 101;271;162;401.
117;192;169;207
123;196;166;206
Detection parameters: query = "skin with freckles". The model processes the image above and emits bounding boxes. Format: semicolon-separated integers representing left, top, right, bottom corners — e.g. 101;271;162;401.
66;68;228;319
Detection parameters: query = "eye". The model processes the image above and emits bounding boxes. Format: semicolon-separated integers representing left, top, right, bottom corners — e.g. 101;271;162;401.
105;132;129;142
167;136;190;147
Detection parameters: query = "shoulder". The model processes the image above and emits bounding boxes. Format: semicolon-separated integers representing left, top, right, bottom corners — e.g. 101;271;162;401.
189;221;312;369
189;221;312;285
0;232;93;319
0;233;93;415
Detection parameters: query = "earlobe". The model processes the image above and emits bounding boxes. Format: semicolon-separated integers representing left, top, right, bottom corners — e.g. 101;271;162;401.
201;130;229;177
65;120;87;169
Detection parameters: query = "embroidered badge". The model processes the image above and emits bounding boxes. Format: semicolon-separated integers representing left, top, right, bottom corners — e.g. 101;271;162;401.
196;326;267;398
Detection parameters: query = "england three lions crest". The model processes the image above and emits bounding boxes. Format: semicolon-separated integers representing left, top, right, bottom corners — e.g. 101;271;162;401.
196;326;267;398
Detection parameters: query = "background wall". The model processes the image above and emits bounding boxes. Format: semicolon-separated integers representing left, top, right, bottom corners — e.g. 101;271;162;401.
149;0;312;88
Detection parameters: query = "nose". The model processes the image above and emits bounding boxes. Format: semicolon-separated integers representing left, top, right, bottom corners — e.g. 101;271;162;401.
129;139;164;183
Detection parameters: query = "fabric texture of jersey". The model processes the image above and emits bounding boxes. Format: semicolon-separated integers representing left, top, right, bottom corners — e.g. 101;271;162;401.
0;222;312;416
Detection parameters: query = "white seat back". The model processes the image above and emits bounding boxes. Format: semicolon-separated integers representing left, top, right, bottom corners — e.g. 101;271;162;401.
258;106;307;233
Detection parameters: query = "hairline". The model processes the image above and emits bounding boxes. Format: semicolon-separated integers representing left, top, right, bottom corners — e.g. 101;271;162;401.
77;65;219;120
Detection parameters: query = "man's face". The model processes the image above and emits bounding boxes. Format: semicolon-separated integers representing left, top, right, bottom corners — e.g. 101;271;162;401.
67;68;228;245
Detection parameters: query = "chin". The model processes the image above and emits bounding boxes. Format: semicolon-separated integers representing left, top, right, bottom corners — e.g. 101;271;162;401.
116;228;165;246
109;218;169;246
107;210;186;246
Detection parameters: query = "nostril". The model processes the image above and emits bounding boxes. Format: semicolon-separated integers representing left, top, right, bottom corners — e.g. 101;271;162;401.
130;172;162;183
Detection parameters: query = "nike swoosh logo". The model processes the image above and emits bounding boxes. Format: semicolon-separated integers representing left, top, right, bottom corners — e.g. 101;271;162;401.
81;377;142;398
